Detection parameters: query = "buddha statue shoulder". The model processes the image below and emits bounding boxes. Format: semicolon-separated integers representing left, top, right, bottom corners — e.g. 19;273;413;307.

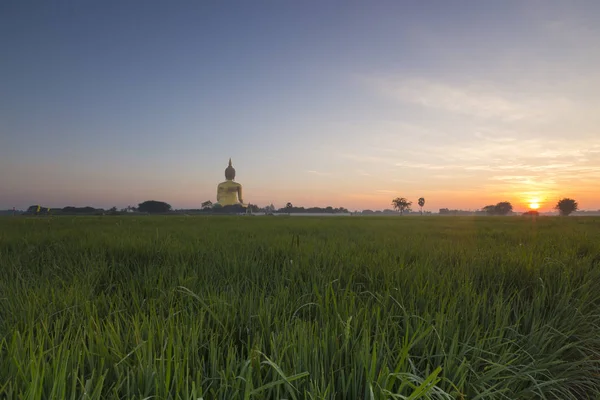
216;158;245;207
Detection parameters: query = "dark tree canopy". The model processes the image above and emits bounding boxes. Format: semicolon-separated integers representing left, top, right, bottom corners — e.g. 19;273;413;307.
138;200;172;213
483;205;496;215
391;197;412;215
494;201;513;216
483;202;513;216
555;198;578;216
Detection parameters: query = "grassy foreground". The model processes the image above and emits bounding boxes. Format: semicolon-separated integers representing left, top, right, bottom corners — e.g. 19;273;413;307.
1;216;600;399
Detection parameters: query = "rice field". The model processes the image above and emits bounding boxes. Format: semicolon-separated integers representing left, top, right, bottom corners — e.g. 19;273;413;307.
1;215;599;399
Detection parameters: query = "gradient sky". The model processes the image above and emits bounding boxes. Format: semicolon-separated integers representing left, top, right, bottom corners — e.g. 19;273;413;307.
2;0;599;212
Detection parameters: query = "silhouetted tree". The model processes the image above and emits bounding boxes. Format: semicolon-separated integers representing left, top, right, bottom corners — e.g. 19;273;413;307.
483;202;513;215
523;210;539;217
418;197;425;214
555;198;578;216
138;200;172;213
201;200;213;209
483;205;497;215
494;201;513;216
392;197;412;215
247;204;260;213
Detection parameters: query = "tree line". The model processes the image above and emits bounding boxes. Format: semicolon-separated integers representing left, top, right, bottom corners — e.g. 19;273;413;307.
390;196;580;216
21;197;580;216
481;198;578;216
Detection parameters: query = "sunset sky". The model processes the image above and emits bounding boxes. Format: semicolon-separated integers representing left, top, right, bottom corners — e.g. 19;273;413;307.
2;1;599;212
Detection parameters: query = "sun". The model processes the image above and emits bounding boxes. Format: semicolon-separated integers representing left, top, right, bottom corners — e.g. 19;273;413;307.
525;194;545;210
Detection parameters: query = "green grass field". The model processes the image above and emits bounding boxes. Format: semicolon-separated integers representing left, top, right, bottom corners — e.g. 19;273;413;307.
1;216;600;399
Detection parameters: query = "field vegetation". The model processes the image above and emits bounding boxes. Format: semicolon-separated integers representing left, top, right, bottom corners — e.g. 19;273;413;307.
1;216;600;399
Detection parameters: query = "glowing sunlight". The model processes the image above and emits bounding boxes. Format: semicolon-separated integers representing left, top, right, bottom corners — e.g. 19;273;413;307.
527;196;543;210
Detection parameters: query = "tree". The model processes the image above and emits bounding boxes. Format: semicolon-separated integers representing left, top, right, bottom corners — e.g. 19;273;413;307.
482;202;513;216
264;204;275;214
494;201;513;216
138;200;172;213
201;200;213;210
418;197;425;215
391;197;412;215
555;198;578;216
247;204;260;213
483;205;497;215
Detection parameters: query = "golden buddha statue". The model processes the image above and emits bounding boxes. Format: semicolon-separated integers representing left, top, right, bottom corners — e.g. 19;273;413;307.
216;158;246;207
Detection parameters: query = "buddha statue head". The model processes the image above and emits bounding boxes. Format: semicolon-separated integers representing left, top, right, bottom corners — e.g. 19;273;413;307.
225;158;236;181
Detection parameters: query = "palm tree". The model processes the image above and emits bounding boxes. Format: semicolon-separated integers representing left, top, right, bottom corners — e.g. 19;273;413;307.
418;197;425;215
391;197;412;215
555;198;578;216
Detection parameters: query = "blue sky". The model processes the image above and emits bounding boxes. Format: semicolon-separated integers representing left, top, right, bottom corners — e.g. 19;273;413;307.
2;0;599;211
